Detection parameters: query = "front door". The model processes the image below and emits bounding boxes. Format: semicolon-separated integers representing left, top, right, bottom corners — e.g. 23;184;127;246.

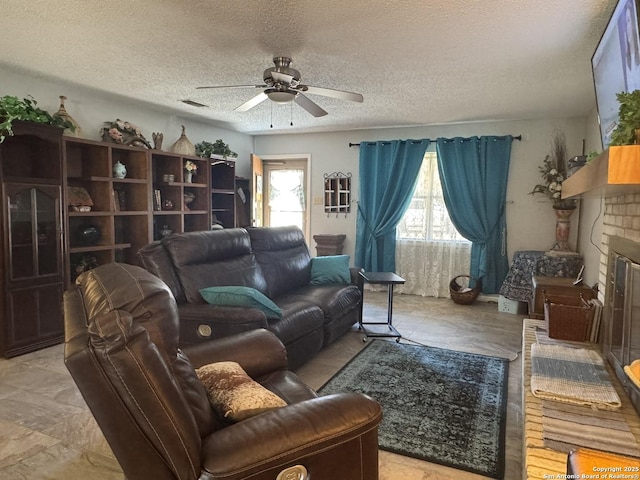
252;155;310;238
251;154;263;227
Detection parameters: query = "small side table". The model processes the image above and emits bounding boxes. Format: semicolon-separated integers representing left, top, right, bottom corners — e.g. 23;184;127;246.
359;271;405;342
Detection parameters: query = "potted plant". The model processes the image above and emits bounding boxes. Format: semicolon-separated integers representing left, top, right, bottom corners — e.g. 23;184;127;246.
0;95;74;143
195;139;238;159
610;89;640;146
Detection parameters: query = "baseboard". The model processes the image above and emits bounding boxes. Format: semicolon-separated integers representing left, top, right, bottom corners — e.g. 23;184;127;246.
477;293;498;303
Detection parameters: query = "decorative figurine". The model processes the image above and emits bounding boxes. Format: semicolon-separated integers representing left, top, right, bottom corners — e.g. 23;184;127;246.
113;160;127;179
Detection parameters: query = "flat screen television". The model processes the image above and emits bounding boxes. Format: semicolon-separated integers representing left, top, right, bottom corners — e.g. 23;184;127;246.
591;0;640;149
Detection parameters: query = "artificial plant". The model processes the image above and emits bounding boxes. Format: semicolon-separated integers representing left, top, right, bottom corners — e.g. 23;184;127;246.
0;95;73;143
610;89;640;146
195;139;238;159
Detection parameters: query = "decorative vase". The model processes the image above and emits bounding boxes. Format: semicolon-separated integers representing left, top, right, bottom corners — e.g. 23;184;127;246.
113;160;127;179
184;171;193;183
170;125;195;156
550;206;575;251
76;224;101;246
54;95;82;137
184;192;195;210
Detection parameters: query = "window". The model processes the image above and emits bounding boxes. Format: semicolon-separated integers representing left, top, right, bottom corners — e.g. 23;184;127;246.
397;152;469;243
394;151;471;298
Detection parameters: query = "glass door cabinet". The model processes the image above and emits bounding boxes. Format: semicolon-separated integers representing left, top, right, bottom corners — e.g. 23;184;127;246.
0;121;64;357
7;185;62;280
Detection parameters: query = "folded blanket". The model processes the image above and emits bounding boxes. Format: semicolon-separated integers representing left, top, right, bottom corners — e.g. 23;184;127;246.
530;343;621;410
624;359;640;389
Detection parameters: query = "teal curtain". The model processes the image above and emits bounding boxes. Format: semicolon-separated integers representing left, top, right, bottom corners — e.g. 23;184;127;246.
436;136;513;293
355;139;430;272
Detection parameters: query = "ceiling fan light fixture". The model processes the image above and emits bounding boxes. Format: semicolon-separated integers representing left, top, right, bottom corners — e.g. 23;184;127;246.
265;90;296;103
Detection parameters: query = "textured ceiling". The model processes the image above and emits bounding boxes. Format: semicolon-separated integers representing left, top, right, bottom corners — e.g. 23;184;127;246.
1;0;616;135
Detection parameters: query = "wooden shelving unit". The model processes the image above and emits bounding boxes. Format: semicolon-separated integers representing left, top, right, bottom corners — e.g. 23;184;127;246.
0;129;248;353
210;155;236;228
2;126;244;356
150;151;209;239
63;138;152;285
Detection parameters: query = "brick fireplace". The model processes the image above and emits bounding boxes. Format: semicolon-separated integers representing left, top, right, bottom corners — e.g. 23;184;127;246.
599;193;640;414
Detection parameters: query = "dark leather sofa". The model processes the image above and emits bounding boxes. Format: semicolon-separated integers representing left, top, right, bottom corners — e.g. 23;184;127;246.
64;262;382;480
138;225;363;369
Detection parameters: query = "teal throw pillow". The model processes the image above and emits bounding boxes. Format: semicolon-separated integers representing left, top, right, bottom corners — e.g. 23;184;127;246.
199;286;282;319
310;255;351;285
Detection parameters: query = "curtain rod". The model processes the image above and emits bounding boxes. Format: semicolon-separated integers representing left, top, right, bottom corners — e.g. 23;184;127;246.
348;135;522;147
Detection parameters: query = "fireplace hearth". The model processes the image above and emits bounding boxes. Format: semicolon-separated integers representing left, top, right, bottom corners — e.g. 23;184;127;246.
605;236;640;415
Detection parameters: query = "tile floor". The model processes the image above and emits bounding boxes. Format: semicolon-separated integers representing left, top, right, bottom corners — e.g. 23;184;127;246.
0;291;524;479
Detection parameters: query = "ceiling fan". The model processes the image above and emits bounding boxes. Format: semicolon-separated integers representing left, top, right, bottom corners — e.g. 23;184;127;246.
196;56;363;117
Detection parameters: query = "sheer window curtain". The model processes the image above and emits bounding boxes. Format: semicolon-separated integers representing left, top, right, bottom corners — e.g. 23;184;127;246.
395;152;472;297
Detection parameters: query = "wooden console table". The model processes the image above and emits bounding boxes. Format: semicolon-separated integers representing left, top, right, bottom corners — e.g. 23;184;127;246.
522;319;640;479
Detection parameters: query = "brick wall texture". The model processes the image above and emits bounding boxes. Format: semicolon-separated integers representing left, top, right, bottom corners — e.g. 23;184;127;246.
598;193;640;303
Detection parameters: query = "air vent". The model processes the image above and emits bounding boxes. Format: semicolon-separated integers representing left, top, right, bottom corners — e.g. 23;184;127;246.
181;99;208;108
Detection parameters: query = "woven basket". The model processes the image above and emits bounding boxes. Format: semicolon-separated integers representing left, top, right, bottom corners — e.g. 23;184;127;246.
449;275;481;305
544;294;594;341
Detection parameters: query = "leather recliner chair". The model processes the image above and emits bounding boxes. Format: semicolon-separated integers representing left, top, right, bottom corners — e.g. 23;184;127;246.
63;262;382;480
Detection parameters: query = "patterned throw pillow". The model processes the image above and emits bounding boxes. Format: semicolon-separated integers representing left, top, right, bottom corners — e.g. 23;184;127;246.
195;361;287;422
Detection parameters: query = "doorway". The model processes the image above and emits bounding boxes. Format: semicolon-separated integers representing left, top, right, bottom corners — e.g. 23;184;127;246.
253;154;310;239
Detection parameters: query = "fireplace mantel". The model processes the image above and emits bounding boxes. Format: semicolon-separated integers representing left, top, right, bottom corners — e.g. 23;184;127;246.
562;146;640;199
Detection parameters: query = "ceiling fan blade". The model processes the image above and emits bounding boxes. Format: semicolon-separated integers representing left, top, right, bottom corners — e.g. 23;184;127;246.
300;85;363;103
196;84;266;90
235;92;269;112
294;93;328;117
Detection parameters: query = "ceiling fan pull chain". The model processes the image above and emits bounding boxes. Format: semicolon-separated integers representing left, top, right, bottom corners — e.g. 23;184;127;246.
290;102;294;126
270;102;273;129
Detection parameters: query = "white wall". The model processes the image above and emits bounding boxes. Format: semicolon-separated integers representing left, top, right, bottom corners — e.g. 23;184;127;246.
254;119;589;263
4;62;604;282
0;65;254;163
575;106;607;287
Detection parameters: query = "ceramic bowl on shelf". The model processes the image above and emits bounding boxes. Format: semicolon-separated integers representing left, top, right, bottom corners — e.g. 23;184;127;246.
76;224;101;245
71;205;92;212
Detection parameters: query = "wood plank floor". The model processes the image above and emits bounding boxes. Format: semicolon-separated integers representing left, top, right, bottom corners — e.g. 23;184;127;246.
0;292;524;479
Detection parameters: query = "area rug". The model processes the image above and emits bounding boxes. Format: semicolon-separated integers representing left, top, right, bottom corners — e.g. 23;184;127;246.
530;343;621;410
318;340;509;479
